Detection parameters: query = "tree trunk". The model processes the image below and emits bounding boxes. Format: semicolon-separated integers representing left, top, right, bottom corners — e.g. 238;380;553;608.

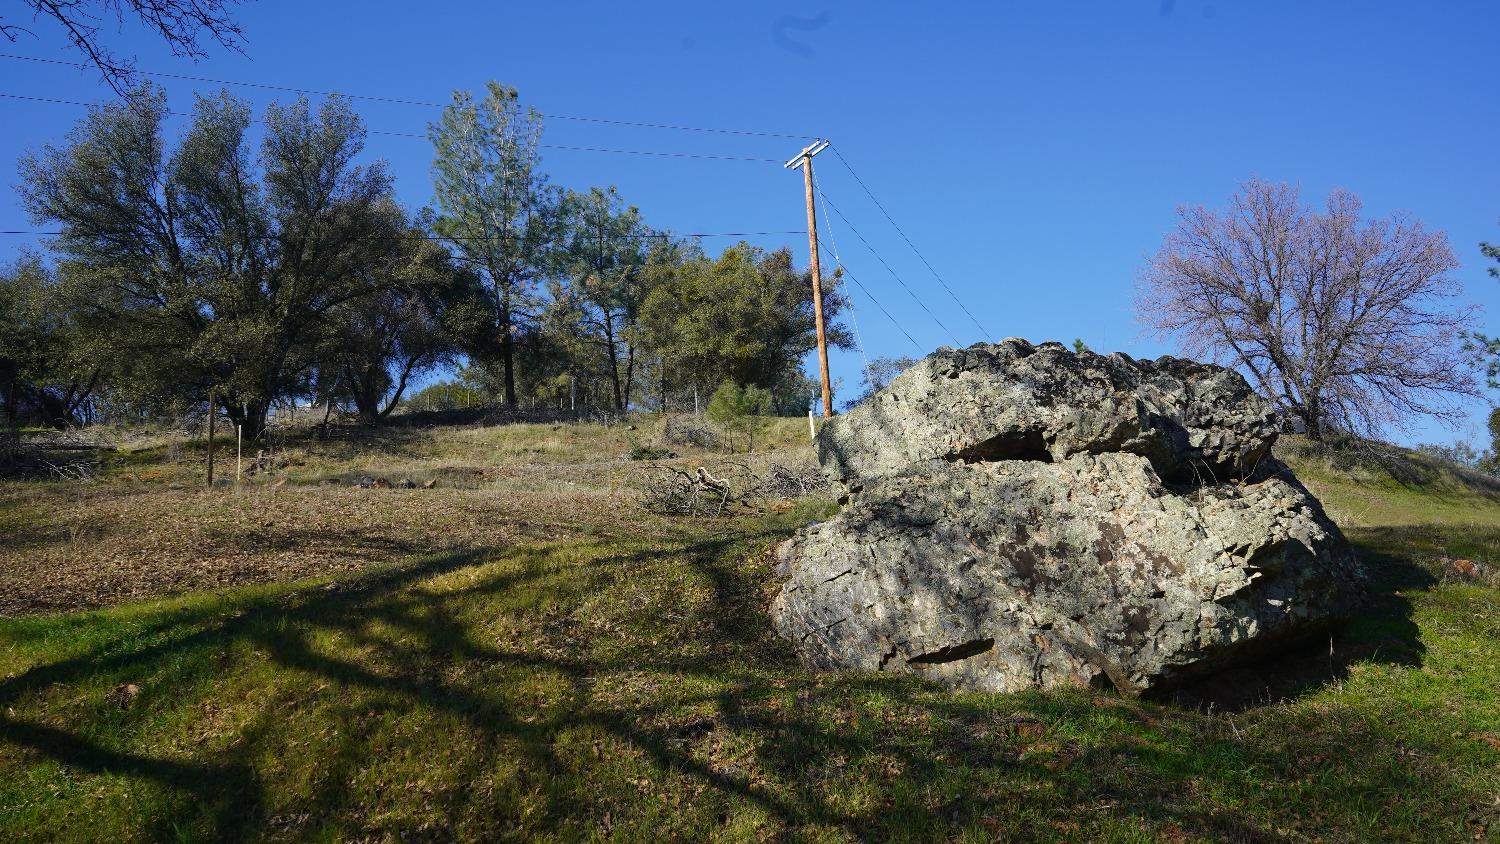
354;400;379;425
230;400;270;443
658;358;667;414
500;306;518;408
606;333;624;411
378;360;419;419
623;344;636;411
1303;395;1323;441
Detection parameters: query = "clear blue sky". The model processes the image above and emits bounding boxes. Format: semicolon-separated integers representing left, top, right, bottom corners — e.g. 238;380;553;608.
2;1;1496;445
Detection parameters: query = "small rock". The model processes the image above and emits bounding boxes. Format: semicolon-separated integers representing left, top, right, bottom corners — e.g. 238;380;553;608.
396;478;416;489
370;477;392;489
421;479;437;489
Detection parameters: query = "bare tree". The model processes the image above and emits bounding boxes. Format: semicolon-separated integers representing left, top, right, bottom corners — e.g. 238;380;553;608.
1;1;248;93
1137;178;1478;439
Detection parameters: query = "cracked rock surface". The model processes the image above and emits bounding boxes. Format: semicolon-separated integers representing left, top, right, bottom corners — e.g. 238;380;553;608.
771;339;1364;695
817;338;1280;488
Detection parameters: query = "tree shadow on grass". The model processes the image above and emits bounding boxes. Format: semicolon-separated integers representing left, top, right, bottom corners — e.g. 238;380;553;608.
0;520;1488;841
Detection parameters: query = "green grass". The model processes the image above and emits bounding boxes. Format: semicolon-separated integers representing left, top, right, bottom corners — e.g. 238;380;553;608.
1;430;1498;841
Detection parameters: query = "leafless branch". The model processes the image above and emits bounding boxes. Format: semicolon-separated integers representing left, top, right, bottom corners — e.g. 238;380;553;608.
1137;178;1479;439
5;0;248;94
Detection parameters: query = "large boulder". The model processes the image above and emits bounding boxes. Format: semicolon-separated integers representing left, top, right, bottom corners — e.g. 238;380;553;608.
772;339;1364;695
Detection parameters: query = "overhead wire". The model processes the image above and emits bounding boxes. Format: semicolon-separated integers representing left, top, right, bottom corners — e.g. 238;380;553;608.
810;164;873;377
0;56;949;357
0;93;783;163
0;229;804;240
818;243;922;352
0;52;811;139
815;187;960;345
829;145;991;337
367;127;781;161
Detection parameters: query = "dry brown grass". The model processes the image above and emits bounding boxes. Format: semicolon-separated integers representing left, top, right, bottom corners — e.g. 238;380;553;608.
0;415;820;616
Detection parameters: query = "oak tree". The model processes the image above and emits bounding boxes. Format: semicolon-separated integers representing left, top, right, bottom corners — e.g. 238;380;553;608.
1138;178;1477;439
21;85;405;438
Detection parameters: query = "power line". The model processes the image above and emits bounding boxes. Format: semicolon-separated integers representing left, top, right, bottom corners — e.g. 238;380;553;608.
0;93;782;163
815;187;960;345
810;165;873;375
820;243;922;352
0;92;96;108
1;229;804;240
811;164;922;352
0;52;810;139
367;128;780;161
829;145;991;337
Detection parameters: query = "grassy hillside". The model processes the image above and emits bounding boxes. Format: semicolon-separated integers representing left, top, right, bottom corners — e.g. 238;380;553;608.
1;423;1497;842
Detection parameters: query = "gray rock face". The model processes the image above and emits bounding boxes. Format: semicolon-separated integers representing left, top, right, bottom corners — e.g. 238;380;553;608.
772;340;1363;695
817;338;1280;489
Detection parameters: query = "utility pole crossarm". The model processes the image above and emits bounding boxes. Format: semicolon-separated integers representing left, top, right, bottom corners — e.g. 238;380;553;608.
784;139;830;170
788;138;835;419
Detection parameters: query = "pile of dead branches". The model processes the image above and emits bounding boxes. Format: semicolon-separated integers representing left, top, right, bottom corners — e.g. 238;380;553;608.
637;461;829;517
638;464;737;517
760;462;830;498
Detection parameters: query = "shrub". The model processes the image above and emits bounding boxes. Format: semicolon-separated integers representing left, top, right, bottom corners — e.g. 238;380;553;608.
706;382;772;452
627;442;675;461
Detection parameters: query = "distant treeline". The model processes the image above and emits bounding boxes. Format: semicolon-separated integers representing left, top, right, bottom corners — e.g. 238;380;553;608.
0;83;852;438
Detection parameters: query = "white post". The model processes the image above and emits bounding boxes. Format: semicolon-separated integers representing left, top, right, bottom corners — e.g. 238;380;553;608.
236;424;243;484
808;409;816;442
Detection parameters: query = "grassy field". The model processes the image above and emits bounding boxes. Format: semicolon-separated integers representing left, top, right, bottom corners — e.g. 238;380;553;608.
1;419;1498;842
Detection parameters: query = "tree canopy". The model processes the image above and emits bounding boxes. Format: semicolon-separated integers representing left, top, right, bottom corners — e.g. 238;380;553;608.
4;79;859;430
639;242;852;412
429;82;563;407
19;85;423;437
1137;177;1478;439
1;0;249;93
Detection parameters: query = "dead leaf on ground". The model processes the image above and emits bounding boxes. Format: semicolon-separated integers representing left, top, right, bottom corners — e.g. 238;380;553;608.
110;683;140;709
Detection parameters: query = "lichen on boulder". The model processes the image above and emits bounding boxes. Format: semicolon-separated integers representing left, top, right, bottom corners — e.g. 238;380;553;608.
771;339;1365;695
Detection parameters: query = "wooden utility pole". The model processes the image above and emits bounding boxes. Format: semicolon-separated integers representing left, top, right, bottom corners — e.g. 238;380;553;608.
786;139;834;418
